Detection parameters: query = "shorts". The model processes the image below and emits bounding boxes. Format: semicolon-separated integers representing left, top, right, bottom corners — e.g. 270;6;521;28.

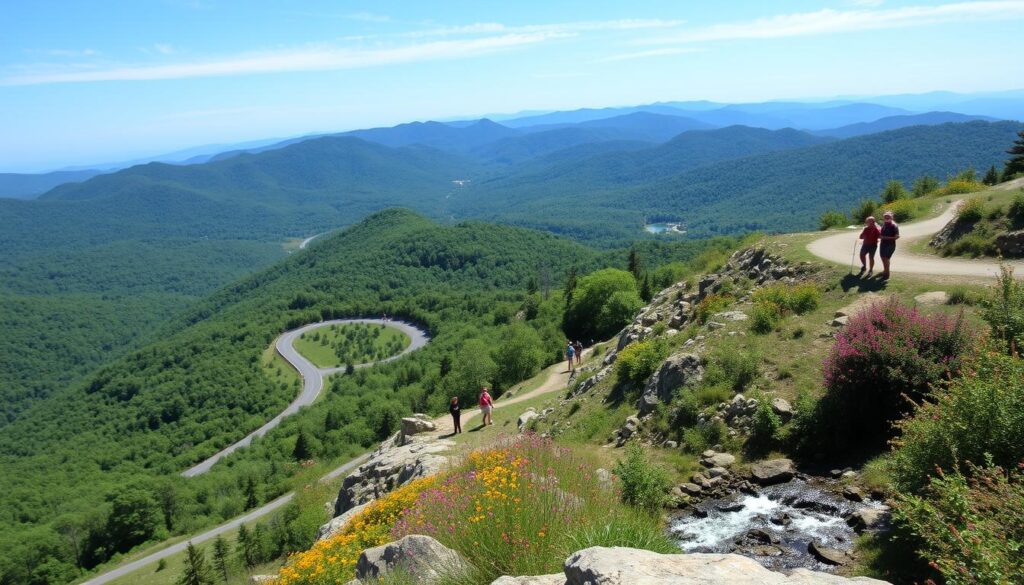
879;245;896;259
480;405;492;415
860;243;877;255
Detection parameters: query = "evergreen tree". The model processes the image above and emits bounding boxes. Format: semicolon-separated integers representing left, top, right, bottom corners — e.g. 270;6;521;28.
237;524;259;571
564;266;578;306
983;164;1000;185
324;408;342;431
911;175;940;197
1007;130;1024;177
292;430;312;461
881;179;908;203
627;249;643;281
640;274;653;302
211;535;230;583
178;542;214;585
244;477;258;510
526;275;539;296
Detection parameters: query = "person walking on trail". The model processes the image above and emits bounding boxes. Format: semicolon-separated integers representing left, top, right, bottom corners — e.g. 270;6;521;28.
478;387;494;427
565;342;576;373
879;210;900;280
573;341;583;366
858;216;881;276
449;396;462;434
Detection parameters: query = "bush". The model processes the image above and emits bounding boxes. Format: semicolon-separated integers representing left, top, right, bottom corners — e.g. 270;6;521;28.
614;443;672;512
981;265;1024;355
942;179;985;195
894;463;1024;585
1008;193;1024;227
851;199;878;223
694;293;731;324
615;338;670;384
749;399;782;452
889;348;1024;492
946;286;982;306
957;197;985;223
882;198;918;223
703;342;759;392
563;269;642;342
815;298;974;454
881;180;908;203
819;210;848;230
682;420;730;454
912;175;941;197
750;301;782;334
945;233;997;258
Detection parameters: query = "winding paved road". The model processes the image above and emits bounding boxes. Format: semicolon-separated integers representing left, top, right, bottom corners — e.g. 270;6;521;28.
182;319;429;477
298;233;322;249
807;196;1024;279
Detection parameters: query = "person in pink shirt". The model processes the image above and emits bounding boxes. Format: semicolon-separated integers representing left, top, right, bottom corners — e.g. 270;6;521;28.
478;386;494;427
858;216;882;276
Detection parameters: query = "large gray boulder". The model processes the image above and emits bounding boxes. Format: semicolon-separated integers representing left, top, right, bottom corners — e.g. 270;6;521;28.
638;353;703;415
561;547;889;584
750;458;796;486
490;576;564;585
356;535;468;583
517;408;540;431
317;501;368;541
401;413;436;437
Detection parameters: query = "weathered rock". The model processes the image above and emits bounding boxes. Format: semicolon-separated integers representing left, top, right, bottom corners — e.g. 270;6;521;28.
717;502;745;513
715;311;749;322
517;408;539;430
400;413;436;437
808;541;850;566
595;468;614;488
317;501;369;540
706;466;729;478
333;433;453;516
249;577;276;584
750;458;796;486
490;576;564;585
771;398;793;421
356;535;468;583
842;485;865;502
995;229;1024;257
638;352;703;415
561;547;889;584
914;291;949;305
831;316;849;327
846;507;890;533
703;453;737;468
680;483;703;496
746;528;780;544
707;321;725;330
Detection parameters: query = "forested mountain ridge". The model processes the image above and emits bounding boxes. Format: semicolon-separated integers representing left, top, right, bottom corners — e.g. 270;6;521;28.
0;209;617;584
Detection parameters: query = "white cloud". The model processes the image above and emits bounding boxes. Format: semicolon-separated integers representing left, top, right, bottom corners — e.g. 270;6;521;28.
849;0;885;6
154;43;175;55
403;18;684;38
598;47;704;63
346;11;390;23
645;1;1024;44
27;48;100;58
2;33;561;86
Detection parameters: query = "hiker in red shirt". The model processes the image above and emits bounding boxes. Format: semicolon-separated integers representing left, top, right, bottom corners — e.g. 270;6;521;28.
478;386;494;427
858;216;881;276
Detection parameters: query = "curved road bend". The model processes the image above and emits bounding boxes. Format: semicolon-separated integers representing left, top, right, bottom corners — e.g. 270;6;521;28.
298;233;322;249
807;199;1024;279
182;319;430;477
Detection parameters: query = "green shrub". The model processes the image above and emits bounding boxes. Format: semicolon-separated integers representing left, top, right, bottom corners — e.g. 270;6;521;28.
894;463;1024;585
912;175;941;197
943;179;985;195
703;342;759;392
851;199;878;223
1008;193;1024;228
749;399;782;452
615;338;670;384
889;348;1024;492
750;301;782;334
614;444;672;512
957;197;985;223
695;293;731;324
946;286;982;306
564;269;642;341
881;198;918;223
682;420;729;454
753;283;821;315
819;210;848;230
881;180;908;203
981;265;1024;354
945;233;998;258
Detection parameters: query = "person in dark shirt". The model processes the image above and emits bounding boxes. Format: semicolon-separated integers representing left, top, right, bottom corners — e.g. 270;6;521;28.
879;210;900;280
449;396;462;434
858;216;881;276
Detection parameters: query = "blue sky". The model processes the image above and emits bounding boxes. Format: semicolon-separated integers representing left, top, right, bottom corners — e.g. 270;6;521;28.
2;0;1023;171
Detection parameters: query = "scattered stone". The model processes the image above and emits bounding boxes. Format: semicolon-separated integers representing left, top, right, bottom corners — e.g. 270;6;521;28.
914;291;949;305
808;540;850;566
746;528;780;544
490;576;564;585
356;535;469;583
717;502;745;513
249;577;276;584
663;440;679;449
842;485;865;502
703;453;737;468
995;230;1024;257
707;321;726;330
707;466;729;478
517;408;539;430
770;398;793;421
702;449;717;459
637;352;703;415
830;316;849;327
561;547;890;584
750;458;796;486
595;468;614;488
845;507;890;533
715;311;749;322
681;483;703;496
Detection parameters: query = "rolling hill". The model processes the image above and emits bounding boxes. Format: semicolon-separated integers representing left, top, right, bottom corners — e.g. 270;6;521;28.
815;111;995;139
0;169;105;199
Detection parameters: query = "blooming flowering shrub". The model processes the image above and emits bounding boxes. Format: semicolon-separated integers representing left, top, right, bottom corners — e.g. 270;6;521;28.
275;476;438;585
276;436;674;585
894;462;1024;585
817;298;973;453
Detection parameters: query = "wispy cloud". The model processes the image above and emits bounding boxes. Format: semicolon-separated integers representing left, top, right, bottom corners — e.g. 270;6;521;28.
645;1;1024;44
346;11;390;23
26;48;100;58
598;47;704;63
404;18;684;39
2;33;561;86
154;43;175;55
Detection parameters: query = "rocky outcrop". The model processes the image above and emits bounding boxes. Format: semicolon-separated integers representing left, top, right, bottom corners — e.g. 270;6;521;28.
491;576;564;585
995;229;1024;257
400;413;436;438
554;547;889;584
317;501;369;540
331;432;452;519
845;506;890;533
637;352;703;415
355;535;468;583
517;408;540;431
570;365;611;397
750;458;796;486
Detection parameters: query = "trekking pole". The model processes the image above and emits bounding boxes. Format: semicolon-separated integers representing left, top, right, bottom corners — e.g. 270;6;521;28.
850;239;858;274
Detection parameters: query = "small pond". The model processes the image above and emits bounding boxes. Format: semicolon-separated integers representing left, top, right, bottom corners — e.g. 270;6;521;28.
644;222;686;234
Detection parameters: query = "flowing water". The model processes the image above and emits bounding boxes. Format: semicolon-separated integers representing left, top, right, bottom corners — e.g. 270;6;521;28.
669;479;883;571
